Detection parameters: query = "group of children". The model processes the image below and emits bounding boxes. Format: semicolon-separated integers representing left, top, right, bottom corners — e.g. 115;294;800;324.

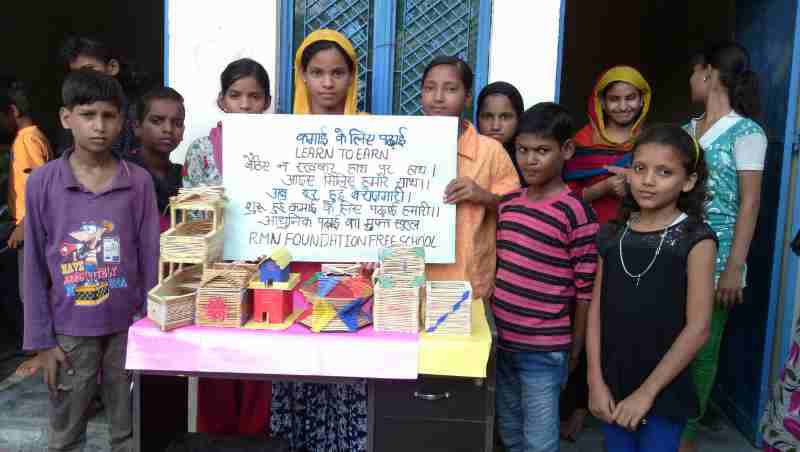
482;42;765;452
1;30;768;452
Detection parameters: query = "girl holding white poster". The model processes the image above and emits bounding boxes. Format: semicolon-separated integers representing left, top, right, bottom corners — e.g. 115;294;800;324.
421;56;520;301
183;58;274;436
182;58;272;188
270;29;369;452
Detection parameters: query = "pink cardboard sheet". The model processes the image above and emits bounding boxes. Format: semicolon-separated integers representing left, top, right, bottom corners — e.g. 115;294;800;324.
126;319;419;379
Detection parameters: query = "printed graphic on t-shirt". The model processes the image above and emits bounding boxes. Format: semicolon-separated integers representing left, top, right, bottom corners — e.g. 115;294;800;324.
59;220;128;306
103;236;121;263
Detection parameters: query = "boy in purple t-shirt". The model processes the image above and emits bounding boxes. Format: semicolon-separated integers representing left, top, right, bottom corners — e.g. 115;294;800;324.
22;69;159;452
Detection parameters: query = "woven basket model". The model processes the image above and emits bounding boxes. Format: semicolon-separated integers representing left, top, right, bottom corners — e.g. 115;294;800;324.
148;264;202;331
424;281;472;336
372;246;425;333
299;272;373;332
373;284;421;334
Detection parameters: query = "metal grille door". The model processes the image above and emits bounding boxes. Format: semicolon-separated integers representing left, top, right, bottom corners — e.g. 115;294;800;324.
295;0;374;112
393;0;480;115
284;0;485;114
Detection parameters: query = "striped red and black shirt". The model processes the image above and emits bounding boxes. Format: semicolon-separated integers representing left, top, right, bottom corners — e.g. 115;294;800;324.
493;188;599;352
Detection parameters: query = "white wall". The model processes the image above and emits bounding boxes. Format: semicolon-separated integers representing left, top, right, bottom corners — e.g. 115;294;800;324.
488;0;563;108
166;0;278;164
166;0;565;161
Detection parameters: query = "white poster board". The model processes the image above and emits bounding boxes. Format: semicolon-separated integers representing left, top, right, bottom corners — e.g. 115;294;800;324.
223;115;458;263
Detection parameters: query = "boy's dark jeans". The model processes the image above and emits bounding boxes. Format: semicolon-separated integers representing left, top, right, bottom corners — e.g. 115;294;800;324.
49;332;131;452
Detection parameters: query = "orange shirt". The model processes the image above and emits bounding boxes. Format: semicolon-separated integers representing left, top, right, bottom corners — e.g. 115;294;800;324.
9;125;52;224
427;122;520;299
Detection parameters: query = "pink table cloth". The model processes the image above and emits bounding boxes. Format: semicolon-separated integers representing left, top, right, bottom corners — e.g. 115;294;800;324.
126;319;419;379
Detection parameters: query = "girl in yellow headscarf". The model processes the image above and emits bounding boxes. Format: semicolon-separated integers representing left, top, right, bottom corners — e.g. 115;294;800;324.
563;65;652;225
272;29;368;452
292;29;359;115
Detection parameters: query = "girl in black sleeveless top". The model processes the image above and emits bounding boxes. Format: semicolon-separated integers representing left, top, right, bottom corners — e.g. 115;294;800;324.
586;124;717;451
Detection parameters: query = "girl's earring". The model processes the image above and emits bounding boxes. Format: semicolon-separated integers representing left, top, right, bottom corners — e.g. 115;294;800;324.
703;75;709;82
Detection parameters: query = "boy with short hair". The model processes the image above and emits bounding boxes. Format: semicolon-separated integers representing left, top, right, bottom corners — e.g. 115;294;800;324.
59;36;121;76
0;78;52;352
0;78;52;249
23;68;159;451
492;102;599;452
125;85;188;450
58;36;138;158
129;86;186;231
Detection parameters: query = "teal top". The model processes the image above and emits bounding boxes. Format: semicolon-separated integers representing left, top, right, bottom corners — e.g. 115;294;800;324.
685;112;767;277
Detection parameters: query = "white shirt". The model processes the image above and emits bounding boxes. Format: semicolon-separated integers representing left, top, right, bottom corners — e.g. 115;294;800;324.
688;112;767;171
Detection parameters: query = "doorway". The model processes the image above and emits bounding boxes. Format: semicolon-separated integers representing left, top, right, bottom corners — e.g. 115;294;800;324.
559;1;735;126
558;0;800;445
0;3;171;450
0;1;164;146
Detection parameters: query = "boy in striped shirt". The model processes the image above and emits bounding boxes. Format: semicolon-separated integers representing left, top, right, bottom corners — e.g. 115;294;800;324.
493;102;599;452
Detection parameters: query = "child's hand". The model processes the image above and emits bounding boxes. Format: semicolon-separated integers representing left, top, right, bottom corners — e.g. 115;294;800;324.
716;266;744;308
605;166;629;198
15;355;43;378
444;177;491;205
485;281;495;299
7;225;24;249
612;388;654;431
36;347;72;397
588;380;616;423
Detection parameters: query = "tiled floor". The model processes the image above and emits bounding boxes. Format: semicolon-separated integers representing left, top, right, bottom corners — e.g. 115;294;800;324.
0;370;109;452
0;354;758;452
559;417;757;452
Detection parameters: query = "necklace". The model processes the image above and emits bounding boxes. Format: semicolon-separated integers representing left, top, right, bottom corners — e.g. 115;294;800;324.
618;213;687;288
695;109;733;139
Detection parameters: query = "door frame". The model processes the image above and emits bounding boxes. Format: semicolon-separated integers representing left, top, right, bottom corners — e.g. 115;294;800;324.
773;3;800;386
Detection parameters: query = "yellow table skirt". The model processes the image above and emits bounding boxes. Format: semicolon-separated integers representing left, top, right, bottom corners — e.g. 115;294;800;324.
418;298;492;378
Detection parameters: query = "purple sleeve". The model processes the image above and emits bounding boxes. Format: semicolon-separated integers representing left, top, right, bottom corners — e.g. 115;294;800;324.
137;175;160;314
22;174;56;350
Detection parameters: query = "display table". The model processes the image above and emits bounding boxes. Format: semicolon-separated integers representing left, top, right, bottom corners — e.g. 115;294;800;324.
127;299;497;452
127;317;420;379
370;299;497;452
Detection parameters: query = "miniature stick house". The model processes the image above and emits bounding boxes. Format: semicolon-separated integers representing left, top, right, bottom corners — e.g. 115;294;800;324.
159;187;226;275
147;187;225;331
250;247;300;324
195;262;256;327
